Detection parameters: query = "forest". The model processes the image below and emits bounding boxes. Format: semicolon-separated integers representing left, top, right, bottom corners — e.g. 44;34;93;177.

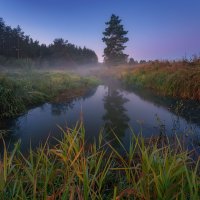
0;17;98;68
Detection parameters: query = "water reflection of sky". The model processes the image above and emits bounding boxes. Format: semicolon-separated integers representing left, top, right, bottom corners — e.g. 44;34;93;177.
124;91;199;135
1;85;200;153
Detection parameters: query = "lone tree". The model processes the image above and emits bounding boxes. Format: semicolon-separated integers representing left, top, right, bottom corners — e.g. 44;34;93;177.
102;14;129;66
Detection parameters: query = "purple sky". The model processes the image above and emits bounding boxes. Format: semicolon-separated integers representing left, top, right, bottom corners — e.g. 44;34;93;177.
0;0;200;62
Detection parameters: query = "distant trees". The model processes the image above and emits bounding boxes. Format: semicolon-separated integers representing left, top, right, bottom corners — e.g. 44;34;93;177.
47;38;97;66
0;17;98;67
139;60;146;64
102;14;129;66
129;58;138;65
0;18;42;59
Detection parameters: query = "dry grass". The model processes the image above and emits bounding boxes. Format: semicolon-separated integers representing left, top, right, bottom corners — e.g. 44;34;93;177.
124;61;200;100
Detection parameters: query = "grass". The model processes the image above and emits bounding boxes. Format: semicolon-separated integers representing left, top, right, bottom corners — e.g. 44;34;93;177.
0;123;199;199
0;70;99;118
123;61;200;100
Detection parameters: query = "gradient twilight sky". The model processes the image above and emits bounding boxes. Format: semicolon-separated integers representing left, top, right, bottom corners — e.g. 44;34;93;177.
0;0;200;62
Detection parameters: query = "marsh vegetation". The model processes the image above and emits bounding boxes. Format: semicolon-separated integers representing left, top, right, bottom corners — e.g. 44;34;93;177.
0;63;200;200
0;123;199;199
124;60;200;100
0;70;99;118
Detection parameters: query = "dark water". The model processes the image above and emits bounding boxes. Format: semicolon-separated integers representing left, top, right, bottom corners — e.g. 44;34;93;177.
0;85;200;153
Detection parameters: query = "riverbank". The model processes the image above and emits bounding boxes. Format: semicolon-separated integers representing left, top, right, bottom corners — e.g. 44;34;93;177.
123;62;200;100
0;123;199;199
0;70;99;118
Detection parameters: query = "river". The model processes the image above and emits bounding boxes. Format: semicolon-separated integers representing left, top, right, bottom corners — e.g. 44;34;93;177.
0;84;200;153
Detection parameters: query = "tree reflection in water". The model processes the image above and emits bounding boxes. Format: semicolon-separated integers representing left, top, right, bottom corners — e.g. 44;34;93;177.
103;86;130;141
51;102;75;116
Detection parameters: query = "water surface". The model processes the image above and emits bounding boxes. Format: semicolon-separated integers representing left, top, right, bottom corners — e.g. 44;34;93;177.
1;85;200;153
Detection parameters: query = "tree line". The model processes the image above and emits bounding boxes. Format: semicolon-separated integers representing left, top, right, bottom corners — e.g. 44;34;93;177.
0;17;98;67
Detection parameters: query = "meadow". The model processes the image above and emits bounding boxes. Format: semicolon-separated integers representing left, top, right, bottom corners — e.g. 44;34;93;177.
124;60;200;100
0;69;99;118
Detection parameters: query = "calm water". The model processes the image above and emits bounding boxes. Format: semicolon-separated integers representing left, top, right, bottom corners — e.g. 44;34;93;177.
0;85;200;153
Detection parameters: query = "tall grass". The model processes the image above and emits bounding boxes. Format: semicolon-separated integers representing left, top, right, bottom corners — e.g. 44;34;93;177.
0;71;99;118
0;123;199;199
124;61;200;100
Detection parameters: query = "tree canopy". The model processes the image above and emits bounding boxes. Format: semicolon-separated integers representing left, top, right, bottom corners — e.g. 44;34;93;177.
102;14;129;66
0;17;98;67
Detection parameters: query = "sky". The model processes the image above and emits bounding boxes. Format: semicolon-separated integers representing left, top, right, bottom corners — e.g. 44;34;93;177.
0;0;200;62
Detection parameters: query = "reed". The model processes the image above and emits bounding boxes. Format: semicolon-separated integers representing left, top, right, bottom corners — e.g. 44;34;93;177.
0;123;199;199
